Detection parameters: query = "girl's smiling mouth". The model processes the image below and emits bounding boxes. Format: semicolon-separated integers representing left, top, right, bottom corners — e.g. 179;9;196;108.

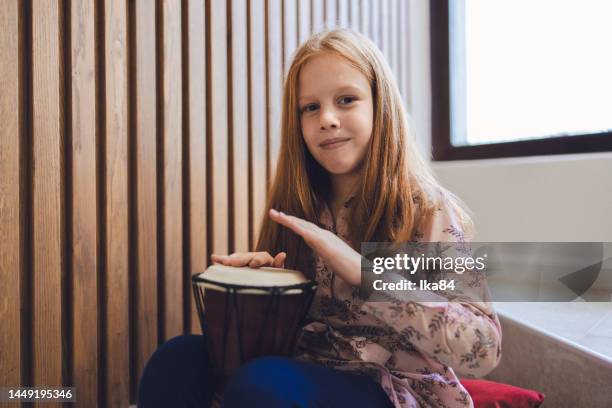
320;137;351;149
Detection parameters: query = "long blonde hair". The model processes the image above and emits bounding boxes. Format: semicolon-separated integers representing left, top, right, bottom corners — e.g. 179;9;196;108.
256;29;473;276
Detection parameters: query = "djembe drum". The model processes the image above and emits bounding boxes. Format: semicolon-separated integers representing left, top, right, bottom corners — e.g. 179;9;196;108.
191;264;317;393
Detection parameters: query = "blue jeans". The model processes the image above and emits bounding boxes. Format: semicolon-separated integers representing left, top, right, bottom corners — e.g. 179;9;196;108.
138;334;394;408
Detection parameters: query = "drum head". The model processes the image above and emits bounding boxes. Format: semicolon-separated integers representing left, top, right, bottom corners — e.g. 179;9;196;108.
194;265;311;294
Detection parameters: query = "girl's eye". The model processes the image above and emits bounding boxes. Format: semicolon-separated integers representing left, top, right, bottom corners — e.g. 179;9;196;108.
338;96;356;105
301;103;319;113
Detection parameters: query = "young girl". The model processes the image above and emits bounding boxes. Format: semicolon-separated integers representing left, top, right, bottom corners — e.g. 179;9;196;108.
138;29;502;408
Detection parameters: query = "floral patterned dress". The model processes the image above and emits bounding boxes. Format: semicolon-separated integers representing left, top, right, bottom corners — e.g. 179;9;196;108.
294;197;503;408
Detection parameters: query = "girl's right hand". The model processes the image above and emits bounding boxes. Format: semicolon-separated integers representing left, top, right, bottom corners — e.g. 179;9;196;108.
210;251;287;268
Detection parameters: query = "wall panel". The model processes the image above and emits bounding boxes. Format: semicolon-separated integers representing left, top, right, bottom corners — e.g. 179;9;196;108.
103;0;130;405
132;0;158;389
350;0;360;32
267;0;283;185
31;0;64;396
249;0;268;243
208;0;229;256
0;1;407;405
283;0;297;72
325;0;337;28
159;0;184;343
337;0;349;28
185;0;208;335
399;0;410;108
311;0;325;33
0;0;23;391
360;0;370;37
298;0;311;42
380;0;390;58
371;0;380;46
70;0;99;405
230;0;250;253
389;0;399;77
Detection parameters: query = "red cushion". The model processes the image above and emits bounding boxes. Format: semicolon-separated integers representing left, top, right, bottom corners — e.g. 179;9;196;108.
460;378;545;408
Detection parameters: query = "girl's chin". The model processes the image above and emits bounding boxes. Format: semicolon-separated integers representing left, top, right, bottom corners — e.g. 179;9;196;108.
314;154;366;176
321;163;361;176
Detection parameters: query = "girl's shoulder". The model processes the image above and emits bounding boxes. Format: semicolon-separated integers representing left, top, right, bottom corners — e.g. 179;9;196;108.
412;187;474;243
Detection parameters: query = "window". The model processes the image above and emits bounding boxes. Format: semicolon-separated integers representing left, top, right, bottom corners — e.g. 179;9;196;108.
431;0;612;160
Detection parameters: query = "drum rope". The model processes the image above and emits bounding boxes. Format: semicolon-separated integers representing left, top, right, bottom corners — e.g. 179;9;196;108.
230;289;246;365
221;289;232;370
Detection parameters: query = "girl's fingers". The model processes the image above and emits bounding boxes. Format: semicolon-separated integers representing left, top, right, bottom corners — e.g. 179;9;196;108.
269;209;315;238
248;252;275;268
285;214;318;234
212;251;290;269
226;252;257;266
211;254;227;264
273;252;287;268
213;252;277;267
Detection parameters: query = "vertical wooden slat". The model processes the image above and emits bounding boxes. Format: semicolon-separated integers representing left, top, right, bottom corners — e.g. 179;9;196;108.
70;0;98;406
337;0;349;28
133;0;158;387
360;0;370;37
325;0;336;28
311;0;324;33
103;0;130;405
250;0;268;244
371;0;380;46
298;0;311;42
267;0;283;185
185;0;207;334
349;0;360;32
283;0;297;73
389;0;399;77
208;0;229;255
399;0;410;109
231;0;249;252
0;0;23;390
31;0;64;393
160;0;183;342
380;0;390;58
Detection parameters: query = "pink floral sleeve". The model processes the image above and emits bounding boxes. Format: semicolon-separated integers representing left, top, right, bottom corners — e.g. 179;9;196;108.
360;203;503;378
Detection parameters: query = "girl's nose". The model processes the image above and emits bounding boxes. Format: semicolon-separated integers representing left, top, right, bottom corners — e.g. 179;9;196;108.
319;108;340;130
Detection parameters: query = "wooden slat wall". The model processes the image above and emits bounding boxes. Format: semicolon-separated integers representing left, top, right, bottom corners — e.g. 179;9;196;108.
298;0;311;43
267;0;283;186
283;0;297;72
371;0;380;45
132;0;158;399
312;0;325;33
399;0;411;108
159;0;183;344
230;0;249;253
70;0;99;406
184;0;207;336
249;0;268;245
31;2;64;404
208;0;229;257
338;0;349;27
326;0;337;28
0;1;411;406
103;0;130;406
0;0;23;393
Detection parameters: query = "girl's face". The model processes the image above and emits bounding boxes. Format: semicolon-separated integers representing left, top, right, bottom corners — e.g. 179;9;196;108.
298;53;374;177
